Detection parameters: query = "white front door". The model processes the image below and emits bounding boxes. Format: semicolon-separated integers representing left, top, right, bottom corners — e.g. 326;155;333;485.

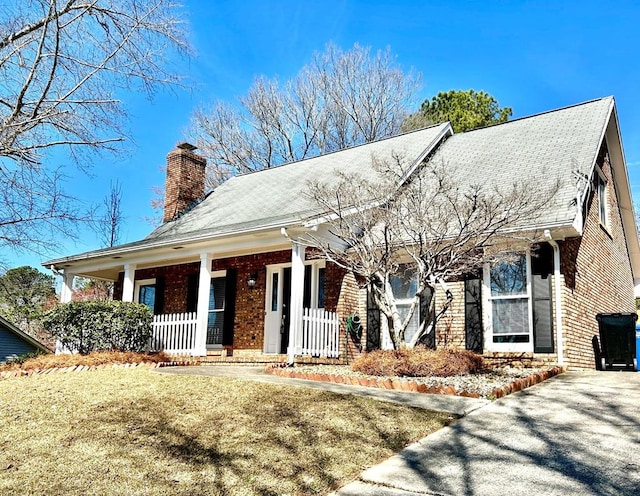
264;266;284;353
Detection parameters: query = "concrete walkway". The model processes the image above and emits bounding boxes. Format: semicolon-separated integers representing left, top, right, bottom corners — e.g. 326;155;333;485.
334;371;640;496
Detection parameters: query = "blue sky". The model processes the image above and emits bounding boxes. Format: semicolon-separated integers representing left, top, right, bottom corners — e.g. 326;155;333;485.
7;0;640;272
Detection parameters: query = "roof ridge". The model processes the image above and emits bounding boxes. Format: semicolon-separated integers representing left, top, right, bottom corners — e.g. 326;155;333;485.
230;123;449;179
457;96;613;134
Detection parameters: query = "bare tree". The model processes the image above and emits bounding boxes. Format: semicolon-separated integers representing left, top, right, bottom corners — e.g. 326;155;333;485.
190;43;420;188
306;156;560;349
93;180;125;248
0;0;189;257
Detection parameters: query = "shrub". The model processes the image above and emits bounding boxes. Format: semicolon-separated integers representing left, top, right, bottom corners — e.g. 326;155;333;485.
42;301;153;354
352;348;485;377
0;350;169;372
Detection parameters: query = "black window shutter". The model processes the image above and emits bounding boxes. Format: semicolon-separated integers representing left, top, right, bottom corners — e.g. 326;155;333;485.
153;277;165;315
419;288;436;349
222;269;237;346
464;278;483;353
186;274;199;313
532;274;554;353
366;287;381;351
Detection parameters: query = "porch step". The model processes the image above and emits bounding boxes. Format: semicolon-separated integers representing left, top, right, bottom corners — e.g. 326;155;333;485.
206;349;228;358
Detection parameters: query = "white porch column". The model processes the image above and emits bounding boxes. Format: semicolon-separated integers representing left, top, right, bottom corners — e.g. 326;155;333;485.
122;263;137;302
287;242;305;364
195;252;213;356
60;272;75;303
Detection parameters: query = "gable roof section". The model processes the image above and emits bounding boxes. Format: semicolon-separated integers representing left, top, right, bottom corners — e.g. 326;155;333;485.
424;97;615;232
0;314;50;354
146;123;452;245
45;97;640;284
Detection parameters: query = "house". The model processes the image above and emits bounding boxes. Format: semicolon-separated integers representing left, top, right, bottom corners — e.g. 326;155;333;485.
44;97;639;369
0;315;51;364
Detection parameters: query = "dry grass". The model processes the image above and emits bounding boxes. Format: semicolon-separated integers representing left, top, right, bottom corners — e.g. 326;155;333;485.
0;351;169;372
352;348;485;377
0;368;451;495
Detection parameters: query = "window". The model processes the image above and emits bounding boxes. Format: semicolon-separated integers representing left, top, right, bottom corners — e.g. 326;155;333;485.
390;269;420;344
270;272;279;312
596;170;608;227
134;278;156;313
207;276;226;347
302;261;326;309
485;253;532;350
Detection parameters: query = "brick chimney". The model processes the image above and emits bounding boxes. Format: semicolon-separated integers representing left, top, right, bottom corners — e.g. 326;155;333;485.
163;142;207;223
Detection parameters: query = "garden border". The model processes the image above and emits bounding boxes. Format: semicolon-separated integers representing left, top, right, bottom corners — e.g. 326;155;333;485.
265;364;566;399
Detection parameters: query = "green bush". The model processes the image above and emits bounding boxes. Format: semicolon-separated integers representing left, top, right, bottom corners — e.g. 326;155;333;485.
352;347;485;377
42;301;153;354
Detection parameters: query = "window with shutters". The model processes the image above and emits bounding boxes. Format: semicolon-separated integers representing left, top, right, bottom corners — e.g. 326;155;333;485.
134;278;156;313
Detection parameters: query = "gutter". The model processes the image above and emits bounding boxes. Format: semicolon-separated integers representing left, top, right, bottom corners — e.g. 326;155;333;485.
544;229;564;366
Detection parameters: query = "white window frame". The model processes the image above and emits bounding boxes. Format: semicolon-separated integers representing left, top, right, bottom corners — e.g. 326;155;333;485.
596;166;608;228
483;251;534;353
307;260;326;309
134;278;156;312
206;270;227;349
389;270;420;345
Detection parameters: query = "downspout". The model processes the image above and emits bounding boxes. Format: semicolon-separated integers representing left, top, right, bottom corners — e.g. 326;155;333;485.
544;230;564;367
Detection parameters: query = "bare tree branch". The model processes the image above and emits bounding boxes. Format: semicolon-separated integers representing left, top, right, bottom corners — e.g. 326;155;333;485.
0;0;189;257
305;154;560;349
90;179;125;247
189;43;420;190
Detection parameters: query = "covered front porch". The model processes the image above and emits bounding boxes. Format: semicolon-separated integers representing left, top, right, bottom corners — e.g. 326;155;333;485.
57;241;345;362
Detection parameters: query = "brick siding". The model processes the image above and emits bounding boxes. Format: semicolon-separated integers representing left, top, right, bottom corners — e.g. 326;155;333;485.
559;145;636;369
114;249;350;355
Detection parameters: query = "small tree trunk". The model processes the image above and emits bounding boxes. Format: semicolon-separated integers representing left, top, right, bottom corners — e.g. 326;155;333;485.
407;282;454;348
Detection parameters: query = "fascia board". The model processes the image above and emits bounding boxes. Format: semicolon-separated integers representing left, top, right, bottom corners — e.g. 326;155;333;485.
303;123;453;229
43;220;302;270
396;123;454;187
572;98;615;235
606;104;640;280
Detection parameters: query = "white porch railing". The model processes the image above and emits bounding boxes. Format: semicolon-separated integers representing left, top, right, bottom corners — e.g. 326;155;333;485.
151;312;198;355
301;308;340;358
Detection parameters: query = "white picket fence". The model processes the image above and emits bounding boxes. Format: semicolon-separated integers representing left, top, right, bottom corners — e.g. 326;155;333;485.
301;308;340;358
151;312;198;355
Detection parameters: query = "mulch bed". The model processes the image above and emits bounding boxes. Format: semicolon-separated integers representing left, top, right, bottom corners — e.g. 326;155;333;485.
265;364;565;399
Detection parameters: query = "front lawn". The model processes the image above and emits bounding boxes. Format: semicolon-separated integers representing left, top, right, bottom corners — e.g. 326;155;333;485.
0;368;451;495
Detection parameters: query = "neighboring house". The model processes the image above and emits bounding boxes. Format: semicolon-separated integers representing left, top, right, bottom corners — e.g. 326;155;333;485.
44;97;639;369
0;315;50;364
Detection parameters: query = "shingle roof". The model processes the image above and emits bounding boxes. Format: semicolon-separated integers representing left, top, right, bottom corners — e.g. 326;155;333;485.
425;96;613;229
146;123;451;243
43;97;617;267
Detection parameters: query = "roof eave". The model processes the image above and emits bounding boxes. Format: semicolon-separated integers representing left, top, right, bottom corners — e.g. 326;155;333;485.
605;102;640;280
43;218;304;269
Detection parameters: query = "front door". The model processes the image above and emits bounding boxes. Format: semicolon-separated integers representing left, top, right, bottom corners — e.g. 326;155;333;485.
264;266;291;354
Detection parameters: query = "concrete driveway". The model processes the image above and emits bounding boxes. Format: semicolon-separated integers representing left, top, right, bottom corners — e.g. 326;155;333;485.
334;371;640;495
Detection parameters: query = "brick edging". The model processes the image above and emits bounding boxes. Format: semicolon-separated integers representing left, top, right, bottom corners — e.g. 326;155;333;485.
264;364;566;399
0;361;164;379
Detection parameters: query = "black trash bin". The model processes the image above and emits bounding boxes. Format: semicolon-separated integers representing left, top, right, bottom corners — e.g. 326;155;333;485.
596;313;638;371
